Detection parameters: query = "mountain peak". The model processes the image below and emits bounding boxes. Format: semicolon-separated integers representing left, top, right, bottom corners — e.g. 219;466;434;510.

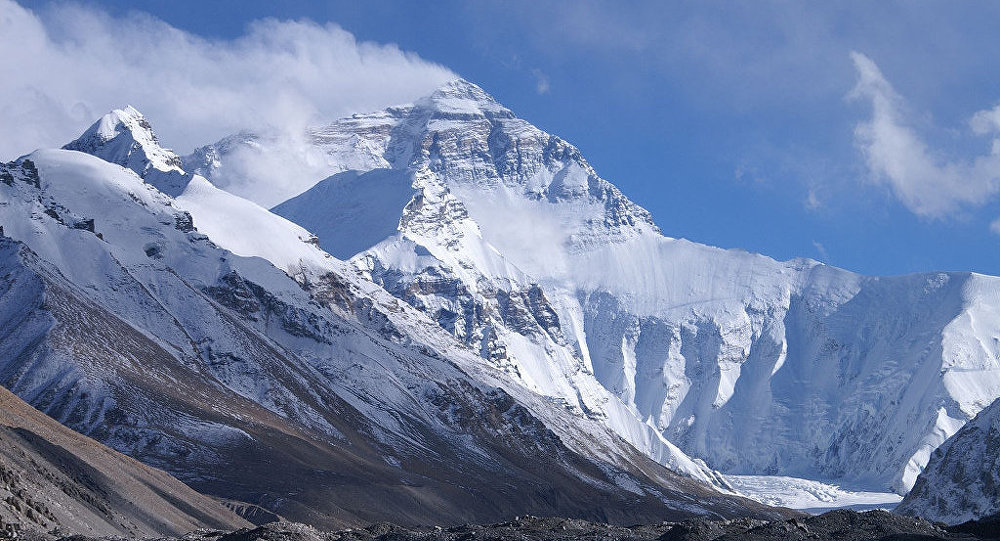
64;106;184;178
95;105;146;138
64;106;191;196
432;78;494;100
418;78;514;119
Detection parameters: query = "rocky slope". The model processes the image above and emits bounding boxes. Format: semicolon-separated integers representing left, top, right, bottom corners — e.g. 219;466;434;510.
188;79;1000;499
0;383;249;538
0;109;784;529
59;511;969;541
896;395;1000;524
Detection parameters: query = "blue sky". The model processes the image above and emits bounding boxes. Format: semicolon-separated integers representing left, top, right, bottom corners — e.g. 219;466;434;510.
9;1;1000;276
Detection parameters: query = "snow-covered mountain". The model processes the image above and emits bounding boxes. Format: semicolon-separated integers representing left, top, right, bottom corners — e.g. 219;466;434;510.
896;395;1000;524
0;106;780;528
189;79;1000;501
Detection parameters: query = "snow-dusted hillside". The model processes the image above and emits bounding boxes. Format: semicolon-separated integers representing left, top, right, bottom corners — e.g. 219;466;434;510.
189;79;1000;501
0;107;780;527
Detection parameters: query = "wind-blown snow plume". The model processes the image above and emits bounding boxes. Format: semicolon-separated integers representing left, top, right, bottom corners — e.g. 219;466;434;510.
0;0;456;161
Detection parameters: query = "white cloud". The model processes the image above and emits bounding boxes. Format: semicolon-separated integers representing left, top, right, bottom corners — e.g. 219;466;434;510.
812;240;828;260
805;188;821;210
971;105;1000;135
531;68;550;95
0;0;457;159
850;51;1000;219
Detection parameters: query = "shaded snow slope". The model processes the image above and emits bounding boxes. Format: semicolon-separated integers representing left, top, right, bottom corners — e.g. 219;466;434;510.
186;79;1000;498
273;169;420;260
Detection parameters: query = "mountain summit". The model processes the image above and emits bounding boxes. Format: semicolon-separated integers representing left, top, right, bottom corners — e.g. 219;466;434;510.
64;106;190;195
417;78;517;118
64;106;182;175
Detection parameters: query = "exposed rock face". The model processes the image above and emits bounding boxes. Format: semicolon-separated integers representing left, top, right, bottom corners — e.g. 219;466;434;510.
0;384;249;539
897;395;1000;524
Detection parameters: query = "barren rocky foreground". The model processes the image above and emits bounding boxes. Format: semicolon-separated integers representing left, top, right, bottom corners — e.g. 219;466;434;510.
48;512;1000;541
0;386;248;539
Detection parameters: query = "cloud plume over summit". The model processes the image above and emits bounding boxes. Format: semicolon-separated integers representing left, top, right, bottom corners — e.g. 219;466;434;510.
0;0;456;159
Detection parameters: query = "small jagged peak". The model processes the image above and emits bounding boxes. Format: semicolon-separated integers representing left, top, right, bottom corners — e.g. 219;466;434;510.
64;106;185;179
417;78;515;119
432;79;494;101
93;105;147;142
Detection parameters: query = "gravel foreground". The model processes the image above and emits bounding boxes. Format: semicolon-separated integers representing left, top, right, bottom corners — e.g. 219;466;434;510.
45;510;1000;541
